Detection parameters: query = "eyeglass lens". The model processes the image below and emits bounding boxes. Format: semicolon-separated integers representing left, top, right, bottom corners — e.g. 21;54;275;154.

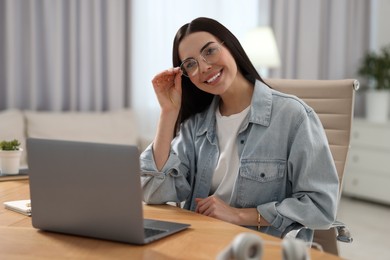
180;42;223;77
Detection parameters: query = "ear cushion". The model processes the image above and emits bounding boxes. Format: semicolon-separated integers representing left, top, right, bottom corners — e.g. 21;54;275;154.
281;238;308;260
231;232;263;260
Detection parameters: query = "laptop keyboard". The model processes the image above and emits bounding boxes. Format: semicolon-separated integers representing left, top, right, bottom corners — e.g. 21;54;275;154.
144;227;166;238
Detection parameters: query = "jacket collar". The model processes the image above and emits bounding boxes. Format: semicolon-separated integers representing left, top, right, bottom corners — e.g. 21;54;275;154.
196;80;272;138
248;80;272;126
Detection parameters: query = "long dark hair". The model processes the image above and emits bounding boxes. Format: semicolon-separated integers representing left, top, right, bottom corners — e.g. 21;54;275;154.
172;17;266;135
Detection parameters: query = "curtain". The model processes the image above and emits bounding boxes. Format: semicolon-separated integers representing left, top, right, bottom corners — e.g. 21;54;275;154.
268;0;371;81
0;0;130;111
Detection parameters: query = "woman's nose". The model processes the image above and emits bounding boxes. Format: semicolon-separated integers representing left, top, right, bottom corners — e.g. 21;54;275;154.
198;59;212;73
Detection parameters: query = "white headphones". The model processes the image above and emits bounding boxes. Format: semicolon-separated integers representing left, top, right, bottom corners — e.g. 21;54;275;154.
216;232;311;260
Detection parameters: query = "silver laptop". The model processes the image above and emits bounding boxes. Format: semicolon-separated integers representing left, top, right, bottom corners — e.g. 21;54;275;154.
26;138;189;245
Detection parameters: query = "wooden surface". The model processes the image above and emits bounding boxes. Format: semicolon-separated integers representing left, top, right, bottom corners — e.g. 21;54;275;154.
0;180;343;259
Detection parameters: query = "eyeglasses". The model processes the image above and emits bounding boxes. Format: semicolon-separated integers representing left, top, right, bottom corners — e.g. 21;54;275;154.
180;42;224;77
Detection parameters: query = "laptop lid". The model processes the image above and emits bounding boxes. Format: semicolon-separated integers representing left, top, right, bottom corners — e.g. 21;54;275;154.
27;138;189;245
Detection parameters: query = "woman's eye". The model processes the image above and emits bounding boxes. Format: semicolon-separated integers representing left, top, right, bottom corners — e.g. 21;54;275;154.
205;46;218;56
185;60;197;70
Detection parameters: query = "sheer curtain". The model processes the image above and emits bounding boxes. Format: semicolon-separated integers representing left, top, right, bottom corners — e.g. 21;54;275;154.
0;0;130;111
268;0;371;80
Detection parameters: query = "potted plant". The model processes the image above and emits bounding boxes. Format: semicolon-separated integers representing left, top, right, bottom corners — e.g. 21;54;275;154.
357;44;390;123
0;139;23;175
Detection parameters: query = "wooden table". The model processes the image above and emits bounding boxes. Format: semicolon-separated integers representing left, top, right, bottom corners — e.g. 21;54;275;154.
0;180;342;259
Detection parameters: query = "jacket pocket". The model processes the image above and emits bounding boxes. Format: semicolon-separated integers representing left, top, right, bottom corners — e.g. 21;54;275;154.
235;159;287;207
240;160;285;182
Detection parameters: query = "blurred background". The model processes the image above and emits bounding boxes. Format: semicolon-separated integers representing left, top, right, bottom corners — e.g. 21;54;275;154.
1;0;389;259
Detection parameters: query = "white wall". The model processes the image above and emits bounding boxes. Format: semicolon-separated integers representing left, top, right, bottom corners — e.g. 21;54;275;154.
130;0;264;140
377;0;390;48
371;0;390;51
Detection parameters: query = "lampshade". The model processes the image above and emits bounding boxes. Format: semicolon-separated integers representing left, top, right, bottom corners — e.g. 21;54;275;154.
242;27;281;69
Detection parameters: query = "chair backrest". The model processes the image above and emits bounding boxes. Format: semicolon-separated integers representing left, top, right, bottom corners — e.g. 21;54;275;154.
264;78;358;191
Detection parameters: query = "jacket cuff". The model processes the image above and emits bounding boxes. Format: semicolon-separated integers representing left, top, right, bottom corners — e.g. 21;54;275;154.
257;203;294;233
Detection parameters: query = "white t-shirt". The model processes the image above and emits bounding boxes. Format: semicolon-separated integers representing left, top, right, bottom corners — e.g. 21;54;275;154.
211;105;250;203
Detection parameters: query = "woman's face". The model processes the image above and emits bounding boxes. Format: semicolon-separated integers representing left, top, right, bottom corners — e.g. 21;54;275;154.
178;32;238;95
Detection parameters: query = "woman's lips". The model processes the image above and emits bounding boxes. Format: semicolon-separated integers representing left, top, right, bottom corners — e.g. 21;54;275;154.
205;70;223;84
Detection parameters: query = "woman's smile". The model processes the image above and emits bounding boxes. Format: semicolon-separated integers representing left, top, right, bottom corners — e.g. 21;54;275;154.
204;69;223;84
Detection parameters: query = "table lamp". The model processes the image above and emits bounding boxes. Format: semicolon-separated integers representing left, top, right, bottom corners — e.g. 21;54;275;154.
242;27;281;75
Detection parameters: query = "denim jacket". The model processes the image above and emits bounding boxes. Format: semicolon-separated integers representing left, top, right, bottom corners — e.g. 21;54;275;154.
140;80;339;238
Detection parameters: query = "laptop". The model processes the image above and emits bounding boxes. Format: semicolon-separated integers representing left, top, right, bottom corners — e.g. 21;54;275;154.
26;138;190;245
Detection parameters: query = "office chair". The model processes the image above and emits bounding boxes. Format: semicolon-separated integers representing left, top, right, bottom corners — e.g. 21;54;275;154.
265;78;359;255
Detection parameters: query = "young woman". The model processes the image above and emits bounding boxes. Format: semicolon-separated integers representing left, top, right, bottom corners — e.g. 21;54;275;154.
140;17;339;239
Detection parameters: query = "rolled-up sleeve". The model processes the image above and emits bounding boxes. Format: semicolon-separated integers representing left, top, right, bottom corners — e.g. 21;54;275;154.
140;125;194;205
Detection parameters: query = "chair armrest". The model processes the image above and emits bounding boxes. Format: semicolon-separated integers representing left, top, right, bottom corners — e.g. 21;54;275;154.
330;220;353;243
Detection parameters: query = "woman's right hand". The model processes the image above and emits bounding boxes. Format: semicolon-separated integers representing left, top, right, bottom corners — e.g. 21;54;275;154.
152;67;183;113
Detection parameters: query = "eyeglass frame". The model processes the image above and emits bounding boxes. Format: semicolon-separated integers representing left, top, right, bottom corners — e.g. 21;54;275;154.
179;41;225;77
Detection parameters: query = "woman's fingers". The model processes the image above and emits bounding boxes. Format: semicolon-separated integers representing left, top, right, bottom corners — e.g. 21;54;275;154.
152;67;182;108
195;196;238;223
195;196;217;214
195;197;209;213
152;67;181;89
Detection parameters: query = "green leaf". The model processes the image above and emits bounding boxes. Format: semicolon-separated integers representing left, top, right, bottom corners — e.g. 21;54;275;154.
0;139;21;151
